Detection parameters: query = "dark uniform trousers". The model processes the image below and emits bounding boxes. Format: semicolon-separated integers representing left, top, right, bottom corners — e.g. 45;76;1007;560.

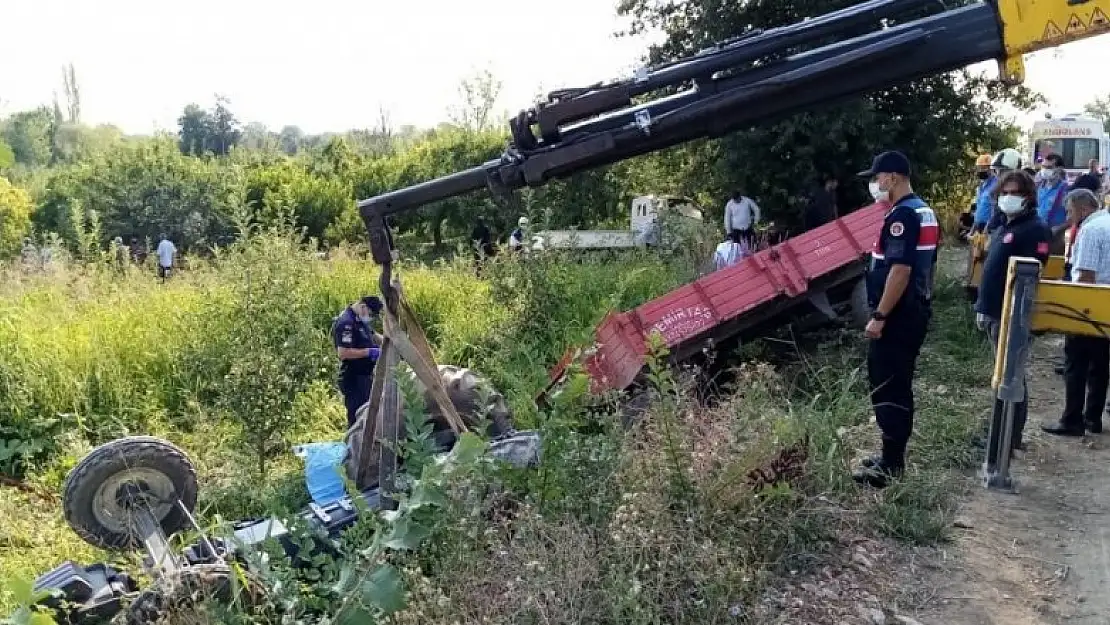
340;374;373;429
1062;335;1110;430
867;308;930;467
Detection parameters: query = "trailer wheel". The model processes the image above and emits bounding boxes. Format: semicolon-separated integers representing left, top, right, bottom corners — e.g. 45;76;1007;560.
63;436;198;551
126;564;266;625
848;277;870;329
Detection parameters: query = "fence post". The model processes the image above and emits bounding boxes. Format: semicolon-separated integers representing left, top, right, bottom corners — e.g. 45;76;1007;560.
982;256;1041;492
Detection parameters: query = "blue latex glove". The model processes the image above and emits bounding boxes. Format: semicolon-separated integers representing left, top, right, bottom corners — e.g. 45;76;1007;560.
369;347;381;360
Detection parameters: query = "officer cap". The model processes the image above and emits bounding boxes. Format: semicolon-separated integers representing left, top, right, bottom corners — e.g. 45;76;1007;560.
360;295;383;314
857;151;912;178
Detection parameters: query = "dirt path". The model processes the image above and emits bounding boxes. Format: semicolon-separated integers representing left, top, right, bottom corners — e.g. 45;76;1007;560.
909;335;1110;625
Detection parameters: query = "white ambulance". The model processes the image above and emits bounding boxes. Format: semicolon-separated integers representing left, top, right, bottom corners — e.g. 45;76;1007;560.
1028;114;1109;181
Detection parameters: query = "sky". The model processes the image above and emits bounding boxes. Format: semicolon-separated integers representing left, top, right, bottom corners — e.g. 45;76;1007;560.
2;0;1110;137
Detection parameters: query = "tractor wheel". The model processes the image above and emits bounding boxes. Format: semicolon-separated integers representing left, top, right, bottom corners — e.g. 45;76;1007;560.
848;277;871;330
63;436;198;551
126;564;267;625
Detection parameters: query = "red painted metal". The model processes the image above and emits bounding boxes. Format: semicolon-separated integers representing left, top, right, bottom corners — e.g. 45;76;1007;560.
543;201;890;396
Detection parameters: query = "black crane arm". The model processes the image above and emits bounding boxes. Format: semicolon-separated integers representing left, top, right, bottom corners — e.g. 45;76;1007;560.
358;0;1110;296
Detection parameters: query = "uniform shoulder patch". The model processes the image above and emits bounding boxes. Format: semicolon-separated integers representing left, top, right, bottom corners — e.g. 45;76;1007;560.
889;221;905;237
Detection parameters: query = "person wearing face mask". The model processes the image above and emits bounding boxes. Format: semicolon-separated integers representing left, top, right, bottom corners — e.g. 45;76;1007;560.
979;149;1024;234
973;170;1051;454
1037;153;1071;253
971;153;998;234
1042;189;1110;437
854;150;938;489
333;296;384;428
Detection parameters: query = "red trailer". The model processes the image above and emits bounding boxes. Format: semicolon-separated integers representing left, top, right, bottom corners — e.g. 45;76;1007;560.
540;201;891;399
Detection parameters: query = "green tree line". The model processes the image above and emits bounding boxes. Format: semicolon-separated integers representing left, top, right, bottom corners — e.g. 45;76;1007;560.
0;0;1065;262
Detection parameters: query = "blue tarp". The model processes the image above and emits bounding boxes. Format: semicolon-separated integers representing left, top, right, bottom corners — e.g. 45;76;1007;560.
294;441;349;506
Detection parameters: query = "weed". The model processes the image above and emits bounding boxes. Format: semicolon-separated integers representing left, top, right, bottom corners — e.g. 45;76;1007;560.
0;245;992;623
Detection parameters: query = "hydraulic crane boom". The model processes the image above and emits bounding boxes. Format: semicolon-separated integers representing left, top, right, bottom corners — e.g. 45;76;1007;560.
359;0;1110;294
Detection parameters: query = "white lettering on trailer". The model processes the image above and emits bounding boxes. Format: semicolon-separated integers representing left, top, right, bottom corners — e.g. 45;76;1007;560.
651;304;715;344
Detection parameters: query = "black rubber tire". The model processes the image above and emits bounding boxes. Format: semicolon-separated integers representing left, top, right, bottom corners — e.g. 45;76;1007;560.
848;277;871;330
63;436;198;551
126;565;265;625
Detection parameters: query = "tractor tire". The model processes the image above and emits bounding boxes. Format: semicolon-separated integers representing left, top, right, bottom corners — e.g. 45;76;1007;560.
126;564;266;625
63;436;198;551
848;277;871;330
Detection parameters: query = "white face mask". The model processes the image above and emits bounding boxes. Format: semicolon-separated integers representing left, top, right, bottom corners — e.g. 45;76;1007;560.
869;182;889;203
998;195;1025;215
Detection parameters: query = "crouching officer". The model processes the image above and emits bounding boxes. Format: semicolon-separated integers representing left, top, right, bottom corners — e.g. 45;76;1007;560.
856;150;937;488
333;296;384;428
973;170;1050;453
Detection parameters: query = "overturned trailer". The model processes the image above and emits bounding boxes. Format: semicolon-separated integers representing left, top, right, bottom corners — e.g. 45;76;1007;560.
541;201;886;398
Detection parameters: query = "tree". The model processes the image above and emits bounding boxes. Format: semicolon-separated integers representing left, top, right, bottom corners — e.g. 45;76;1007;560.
36;136;239;249
1;107;55;167
447;69;504;132
0;139;13;171
241;122;279;151
1083;95;1110;133
209;95;242;156
62;63;80;124
178;104;211;156
176;97;242;157
278;125;304;155
0;176;33;259
614;0;1039;229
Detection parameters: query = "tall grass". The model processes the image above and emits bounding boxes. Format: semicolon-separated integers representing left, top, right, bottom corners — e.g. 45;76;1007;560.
0;237;689;478
0;244;991;622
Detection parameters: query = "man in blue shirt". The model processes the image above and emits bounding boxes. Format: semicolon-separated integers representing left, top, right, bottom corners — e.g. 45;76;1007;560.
1037;154;1071;251
333;296;383;428
854;151;938;488
972;153;999;234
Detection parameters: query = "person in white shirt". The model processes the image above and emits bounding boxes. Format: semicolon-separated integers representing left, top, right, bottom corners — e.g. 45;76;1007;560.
509;216;529;253
713;232;749;271
156;235;177;283
724;191;761;248
1042;189;1110;437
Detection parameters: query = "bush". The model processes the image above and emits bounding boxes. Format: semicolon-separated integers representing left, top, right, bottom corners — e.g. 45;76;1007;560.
0;176;32;259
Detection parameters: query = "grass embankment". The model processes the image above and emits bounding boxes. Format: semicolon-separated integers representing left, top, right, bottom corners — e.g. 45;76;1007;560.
0;244;992;623
0;238;688;610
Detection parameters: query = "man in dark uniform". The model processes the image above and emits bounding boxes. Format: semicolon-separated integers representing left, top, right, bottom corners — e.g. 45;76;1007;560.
333;296;383;428
855;151;938;488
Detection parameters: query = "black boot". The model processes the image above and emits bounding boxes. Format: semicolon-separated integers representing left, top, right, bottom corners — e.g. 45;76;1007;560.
852;462;903;489
853;438;904;489
1041;420;1085;437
